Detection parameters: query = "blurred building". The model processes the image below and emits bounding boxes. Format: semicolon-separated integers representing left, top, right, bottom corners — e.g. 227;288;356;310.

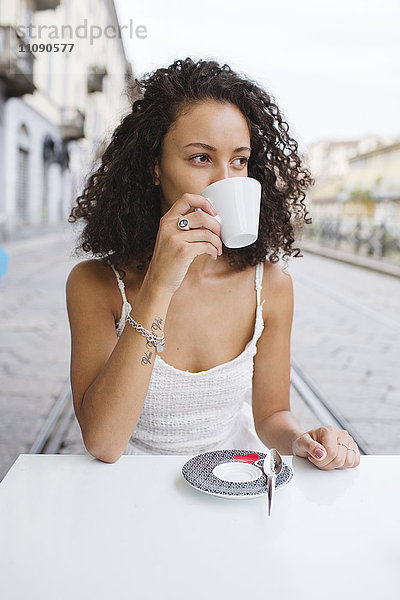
0;0;133;239
305;136;400;226
305;138;359;180
341;142;400;224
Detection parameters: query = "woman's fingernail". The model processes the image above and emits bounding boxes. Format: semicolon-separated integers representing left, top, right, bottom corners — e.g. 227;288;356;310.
207;202;217;215
314;449;325;459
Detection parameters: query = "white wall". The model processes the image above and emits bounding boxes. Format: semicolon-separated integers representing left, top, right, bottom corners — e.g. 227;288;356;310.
1;0;132;236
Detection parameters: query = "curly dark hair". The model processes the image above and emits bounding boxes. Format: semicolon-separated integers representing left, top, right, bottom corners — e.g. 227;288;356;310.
69;57;313;272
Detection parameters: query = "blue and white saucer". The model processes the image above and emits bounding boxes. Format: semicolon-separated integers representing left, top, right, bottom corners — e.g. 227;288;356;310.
182;449;293;499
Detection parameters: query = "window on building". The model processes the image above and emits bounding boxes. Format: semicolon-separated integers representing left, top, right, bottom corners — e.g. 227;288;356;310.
16;124;30;226
42;134;55;222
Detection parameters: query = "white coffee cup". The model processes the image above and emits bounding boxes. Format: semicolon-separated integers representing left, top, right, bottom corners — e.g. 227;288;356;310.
198;177;261;248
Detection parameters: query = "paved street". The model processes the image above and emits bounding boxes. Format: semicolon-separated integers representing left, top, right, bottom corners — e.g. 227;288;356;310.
288;252;400;454
1;231;399;481
0;226;82;481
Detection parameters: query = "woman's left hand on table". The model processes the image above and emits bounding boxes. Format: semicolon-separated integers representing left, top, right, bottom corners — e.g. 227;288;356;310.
292;425;360;470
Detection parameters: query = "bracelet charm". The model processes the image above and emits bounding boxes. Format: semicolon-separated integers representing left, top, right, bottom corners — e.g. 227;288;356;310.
126;313;165;353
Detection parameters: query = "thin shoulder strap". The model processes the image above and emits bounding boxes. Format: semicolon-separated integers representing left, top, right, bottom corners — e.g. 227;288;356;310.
255;262;265;309
110;265;132;335
110;264;129;305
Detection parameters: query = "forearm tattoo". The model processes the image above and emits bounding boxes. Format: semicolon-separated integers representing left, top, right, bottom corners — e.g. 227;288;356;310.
151;317;163;333
141;348;153;366
140;317;163;367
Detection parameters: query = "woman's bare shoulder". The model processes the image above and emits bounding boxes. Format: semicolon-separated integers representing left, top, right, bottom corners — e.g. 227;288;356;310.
263;259;293;289
67;258;114;288
66;259;121;312
261;260;293;317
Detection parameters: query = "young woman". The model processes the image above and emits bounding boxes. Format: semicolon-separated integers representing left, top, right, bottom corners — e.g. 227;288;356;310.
67;57;360;470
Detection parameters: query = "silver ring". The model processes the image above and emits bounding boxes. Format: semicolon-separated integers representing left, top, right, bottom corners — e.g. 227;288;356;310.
338;442;357;453
177;217;190;231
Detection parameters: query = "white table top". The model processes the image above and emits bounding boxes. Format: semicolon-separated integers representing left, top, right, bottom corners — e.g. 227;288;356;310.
0;454;398;600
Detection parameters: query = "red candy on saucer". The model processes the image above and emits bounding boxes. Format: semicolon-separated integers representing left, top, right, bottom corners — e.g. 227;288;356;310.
233;453;260;463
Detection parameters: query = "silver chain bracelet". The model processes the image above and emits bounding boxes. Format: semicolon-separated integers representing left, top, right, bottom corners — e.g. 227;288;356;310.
126;313;165;353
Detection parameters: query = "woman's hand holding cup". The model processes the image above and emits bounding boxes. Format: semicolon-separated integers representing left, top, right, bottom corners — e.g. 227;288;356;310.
145;193;223;297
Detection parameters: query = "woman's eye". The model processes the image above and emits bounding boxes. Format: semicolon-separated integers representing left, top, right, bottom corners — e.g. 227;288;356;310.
233;157;249;166
191;154;210;164
190;155;249;166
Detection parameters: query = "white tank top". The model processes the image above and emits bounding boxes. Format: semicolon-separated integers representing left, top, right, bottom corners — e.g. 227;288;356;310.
111;262;269;455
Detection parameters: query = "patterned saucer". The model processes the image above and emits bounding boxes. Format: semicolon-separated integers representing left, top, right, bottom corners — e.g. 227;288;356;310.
181;449;293;499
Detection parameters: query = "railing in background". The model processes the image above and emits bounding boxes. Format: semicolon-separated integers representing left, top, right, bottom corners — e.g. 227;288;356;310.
304;219;400;264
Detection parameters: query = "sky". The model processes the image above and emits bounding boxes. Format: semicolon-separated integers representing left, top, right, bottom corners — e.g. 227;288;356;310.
114;0;400;151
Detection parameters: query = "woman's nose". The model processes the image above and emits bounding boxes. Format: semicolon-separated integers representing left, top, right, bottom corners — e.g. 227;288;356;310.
208;164;231;185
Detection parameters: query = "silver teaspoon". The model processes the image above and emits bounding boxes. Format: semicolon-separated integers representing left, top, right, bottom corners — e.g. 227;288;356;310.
263;448;283;516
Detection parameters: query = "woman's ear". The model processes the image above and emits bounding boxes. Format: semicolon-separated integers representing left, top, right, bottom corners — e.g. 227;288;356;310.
153;161;160;185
